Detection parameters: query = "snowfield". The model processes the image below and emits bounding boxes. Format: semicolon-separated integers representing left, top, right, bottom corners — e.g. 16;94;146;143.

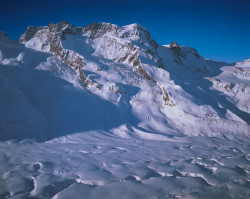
1;132;250;199
0;22;249;198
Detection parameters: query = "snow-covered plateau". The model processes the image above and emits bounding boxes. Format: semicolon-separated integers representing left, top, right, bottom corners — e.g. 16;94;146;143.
0;22;249;198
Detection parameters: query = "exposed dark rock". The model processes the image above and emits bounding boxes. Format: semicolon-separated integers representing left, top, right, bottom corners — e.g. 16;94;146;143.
20;22;87;85
128;52;139;64
83;22;118;39
133;57;141;66
224;83;236;91
162;87;175;106
133;24;159;49
235;66;244;72
19;21;164;86
170;41;180;49
170;41;184;65
192;48;201;58
138;65;156;83
19;26;44;42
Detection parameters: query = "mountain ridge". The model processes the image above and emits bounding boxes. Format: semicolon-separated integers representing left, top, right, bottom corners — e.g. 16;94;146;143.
0;21;249;140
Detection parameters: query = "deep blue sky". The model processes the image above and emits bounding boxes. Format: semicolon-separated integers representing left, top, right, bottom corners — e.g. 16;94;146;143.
0;0;249;63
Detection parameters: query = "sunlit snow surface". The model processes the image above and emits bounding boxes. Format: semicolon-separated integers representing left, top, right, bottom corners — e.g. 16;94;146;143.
0;24;250;198
0;133;250;198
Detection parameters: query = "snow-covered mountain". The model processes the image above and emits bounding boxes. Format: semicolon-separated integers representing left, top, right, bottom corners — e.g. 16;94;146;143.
0;22;250;198
17;21;249;138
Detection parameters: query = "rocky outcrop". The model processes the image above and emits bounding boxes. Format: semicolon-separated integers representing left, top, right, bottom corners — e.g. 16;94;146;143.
170;41;180;49
162;87;175;106
234;60;250;79
132;24;159;49
20;22;165;86
20;22;87;84
167;41;208;73
138;65;156;83
20;26;44;42
169;41;184;65
83;22;119;39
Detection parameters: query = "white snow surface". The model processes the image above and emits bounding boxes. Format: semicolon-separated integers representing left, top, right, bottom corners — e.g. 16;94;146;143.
0;22;250;198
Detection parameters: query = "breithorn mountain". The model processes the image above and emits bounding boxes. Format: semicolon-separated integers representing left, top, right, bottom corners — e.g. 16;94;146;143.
1;21;249;140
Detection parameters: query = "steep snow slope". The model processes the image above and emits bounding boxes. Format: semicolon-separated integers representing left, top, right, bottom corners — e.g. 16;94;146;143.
0;31;125;141
19;21;249;137
208;59;250;113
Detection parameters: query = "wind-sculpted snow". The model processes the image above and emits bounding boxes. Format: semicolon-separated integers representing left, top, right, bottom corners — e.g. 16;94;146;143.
0;22;249;198
0;132;249;198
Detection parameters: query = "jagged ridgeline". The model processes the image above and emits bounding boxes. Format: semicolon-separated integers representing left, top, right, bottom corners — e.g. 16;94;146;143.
20;21;159;85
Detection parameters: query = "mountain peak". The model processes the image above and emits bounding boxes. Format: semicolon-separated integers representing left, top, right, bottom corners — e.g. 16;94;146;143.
122;23;151;37
170;41;180;49
83;22;119;38
123;23;146;31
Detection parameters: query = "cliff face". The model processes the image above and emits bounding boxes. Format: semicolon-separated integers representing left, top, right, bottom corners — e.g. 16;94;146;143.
20;22;87;84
